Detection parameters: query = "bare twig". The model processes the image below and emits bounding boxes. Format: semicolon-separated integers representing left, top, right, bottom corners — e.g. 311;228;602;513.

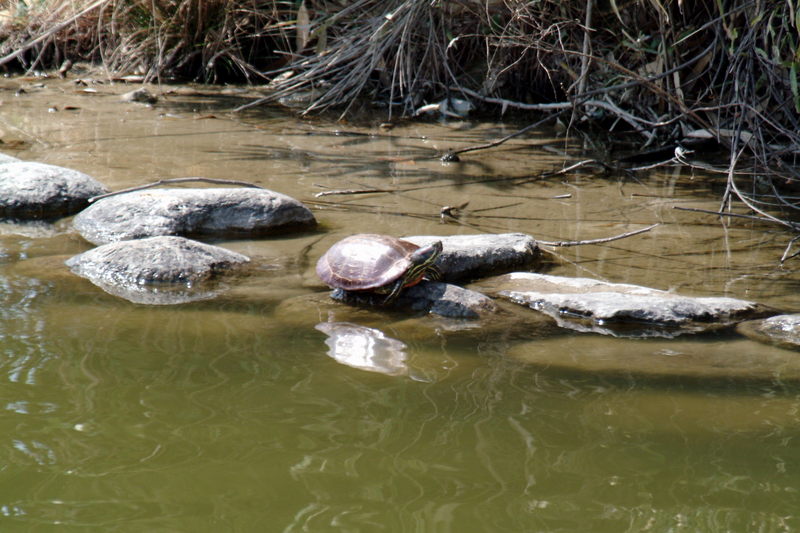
440;113;563;161
451;86;574;112
540;158;612;177
89;177;264;202
539;223;659;247
780;236;800;264
314;187;397;197
723;146;800;231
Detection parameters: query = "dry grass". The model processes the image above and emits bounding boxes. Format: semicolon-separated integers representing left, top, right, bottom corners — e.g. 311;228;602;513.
0;0;286;82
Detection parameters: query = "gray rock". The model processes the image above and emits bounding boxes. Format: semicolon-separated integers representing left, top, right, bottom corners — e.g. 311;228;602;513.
737;314;800;350
401;281;498;318
404;233;541;282
275;289;560;380
332;280;498;319
478;272;775;338
120;87;158;104
0;161;108;219
73;187;317;245
65;236;250;304
0;153;20;164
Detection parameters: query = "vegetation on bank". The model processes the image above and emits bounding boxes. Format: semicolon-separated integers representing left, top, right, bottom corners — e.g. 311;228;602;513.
2;0;800;237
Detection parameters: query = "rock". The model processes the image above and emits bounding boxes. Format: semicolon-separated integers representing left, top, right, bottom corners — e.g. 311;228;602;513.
404;233;542;282
65;236;250;304
388;298;561;344
737;314;800;350
477;272;776;338
402;281;498;318
277;290;558;381
120;87;158;104
0;152;20;164
332;280;498;319
0;161;109;219
279;286;558;342
73;187;317;245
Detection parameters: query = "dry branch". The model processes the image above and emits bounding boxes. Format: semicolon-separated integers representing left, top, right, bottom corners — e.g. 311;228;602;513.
89;177;264;203
539;224;659;247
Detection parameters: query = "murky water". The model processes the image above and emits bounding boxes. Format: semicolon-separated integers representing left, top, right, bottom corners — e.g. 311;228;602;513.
1;77;799;531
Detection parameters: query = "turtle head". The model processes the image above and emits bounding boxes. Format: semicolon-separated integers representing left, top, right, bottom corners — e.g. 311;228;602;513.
383;240;443;303
407;240;442;280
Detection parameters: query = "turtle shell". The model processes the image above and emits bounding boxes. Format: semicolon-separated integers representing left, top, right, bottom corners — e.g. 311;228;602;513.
316;234;421;291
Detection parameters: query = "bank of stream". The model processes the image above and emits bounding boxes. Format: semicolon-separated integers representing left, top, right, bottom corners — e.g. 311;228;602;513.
1;78;799;531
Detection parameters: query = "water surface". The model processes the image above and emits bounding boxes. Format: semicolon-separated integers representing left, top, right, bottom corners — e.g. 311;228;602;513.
0;78;798;531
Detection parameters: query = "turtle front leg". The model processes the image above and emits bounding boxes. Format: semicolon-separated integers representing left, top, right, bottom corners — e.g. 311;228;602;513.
382;278;406;304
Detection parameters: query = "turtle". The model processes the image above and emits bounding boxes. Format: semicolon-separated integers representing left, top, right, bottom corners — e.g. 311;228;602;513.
316;234;443;303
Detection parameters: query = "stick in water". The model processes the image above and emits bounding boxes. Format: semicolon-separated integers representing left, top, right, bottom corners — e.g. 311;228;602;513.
89;177;264;203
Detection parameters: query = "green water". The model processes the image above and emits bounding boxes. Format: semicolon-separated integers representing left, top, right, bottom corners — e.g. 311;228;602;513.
0;78;799;531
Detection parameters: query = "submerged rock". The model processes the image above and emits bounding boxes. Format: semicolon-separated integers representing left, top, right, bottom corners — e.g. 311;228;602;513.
737;314;800;350
477;272;775;338
120;87;158;104
0;161;109;219
405;233;541;282
73;187;317;245
65;235;250;304
332;280;498;319
280;286;558;342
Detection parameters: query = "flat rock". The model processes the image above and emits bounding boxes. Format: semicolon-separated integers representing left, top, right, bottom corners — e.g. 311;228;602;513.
332;280;498;319
404;233;542;282
65;236;250;304
737;314;800;350
477;272;776;338
73;187;317;245
0;161;109;219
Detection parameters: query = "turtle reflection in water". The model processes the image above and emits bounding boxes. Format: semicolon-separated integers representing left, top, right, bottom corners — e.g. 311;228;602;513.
316;234;442;304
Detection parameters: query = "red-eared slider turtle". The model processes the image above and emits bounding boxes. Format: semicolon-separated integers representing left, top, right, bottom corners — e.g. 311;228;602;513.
316;234;442;303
